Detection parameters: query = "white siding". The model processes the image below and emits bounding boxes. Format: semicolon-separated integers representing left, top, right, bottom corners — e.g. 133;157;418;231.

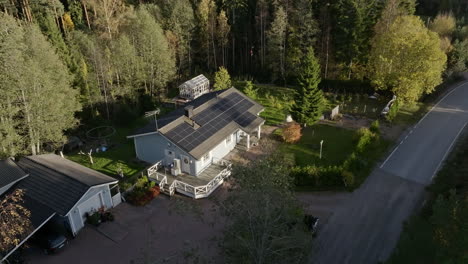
67;185;113;235
194;131;237;176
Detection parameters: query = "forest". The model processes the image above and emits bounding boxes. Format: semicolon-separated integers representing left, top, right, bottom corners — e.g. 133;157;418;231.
0;0;468;157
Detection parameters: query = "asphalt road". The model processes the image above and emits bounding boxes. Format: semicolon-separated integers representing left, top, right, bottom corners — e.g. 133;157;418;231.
311;81;468;264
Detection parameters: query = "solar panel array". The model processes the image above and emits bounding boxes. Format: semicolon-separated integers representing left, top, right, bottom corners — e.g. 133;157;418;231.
164;92;258;152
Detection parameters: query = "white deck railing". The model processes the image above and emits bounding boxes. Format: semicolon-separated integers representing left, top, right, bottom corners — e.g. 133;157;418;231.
147;159;232;199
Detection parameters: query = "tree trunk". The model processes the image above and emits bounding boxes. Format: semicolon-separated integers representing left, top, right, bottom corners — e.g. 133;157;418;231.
83;2;91;29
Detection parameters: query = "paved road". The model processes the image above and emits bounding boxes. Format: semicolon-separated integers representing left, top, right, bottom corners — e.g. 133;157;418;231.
312;81;468;264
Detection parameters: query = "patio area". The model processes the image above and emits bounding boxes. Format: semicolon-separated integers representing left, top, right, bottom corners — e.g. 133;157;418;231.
147;159;232;199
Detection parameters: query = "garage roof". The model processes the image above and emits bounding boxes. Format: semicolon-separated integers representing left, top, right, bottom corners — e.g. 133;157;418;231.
0;158;28;189
17;154;118;216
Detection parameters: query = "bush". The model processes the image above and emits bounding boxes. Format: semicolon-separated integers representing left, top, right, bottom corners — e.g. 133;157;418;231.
282;122;302;143
369;120;380;134
386;99;400;122
243;81;258;99
291;165;343;188
355;128;374;153
341;170;355;188
126;176;159;206
86;211;101;226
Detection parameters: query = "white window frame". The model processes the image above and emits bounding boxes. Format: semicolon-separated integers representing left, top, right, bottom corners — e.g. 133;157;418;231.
202;151;211;165
225;134;233;146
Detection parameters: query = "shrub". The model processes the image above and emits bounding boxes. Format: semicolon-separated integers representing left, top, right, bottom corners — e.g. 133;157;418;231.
243;81;258;99
342;170;355;188
386;99;400;122
369;120;380;134
291;165;343;188
355;128;374;153
282;122;302;143
86;211;101;226
126;176;159;206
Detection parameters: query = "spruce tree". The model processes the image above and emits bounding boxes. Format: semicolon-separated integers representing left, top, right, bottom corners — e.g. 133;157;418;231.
290;47;325;126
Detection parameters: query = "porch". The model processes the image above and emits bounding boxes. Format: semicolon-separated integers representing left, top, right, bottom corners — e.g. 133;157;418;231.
147;159;232;199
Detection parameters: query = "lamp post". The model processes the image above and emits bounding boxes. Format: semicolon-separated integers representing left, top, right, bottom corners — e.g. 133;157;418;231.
320;140;324;159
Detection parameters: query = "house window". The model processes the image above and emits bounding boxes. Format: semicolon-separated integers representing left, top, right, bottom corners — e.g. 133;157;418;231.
203;152;211;165
225;134;232;146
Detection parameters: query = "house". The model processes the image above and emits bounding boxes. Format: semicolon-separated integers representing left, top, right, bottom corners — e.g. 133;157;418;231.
178;74;210;101
128;87;265;198
0;154;120;262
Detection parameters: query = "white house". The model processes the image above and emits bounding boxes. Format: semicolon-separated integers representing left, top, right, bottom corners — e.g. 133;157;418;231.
128;87;265;198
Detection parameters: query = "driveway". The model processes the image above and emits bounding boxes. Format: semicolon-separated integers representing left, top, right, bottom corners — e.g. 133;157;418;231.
311;80;468;264
25;194;225;264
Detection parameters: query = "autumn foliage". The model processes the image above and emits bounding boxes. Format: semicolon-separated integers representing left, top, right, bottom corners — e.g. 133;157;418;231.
282;122;302;143
0;189;32;252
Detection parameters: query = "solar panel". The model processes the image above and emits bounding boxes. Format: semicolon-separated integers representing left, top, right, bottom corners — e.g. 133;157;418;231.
165;91;258;152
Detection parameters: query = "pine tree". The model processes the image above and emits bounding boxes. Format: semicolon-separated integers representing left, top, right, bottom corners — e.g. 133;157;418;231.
290;47;325;126
213;66;232;91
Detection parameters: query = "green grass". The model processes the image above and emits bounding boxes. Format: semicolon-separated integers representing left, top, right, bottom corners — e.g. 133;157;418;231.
326;93;387;119
393;102;430;125
66;119;148;188
235;81;295;125
280;125;357;167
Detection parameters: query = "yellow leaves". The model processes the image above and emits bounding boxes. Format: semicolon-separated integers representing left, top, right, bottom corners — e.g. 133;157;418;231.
0;189;32;252
62;12;74;31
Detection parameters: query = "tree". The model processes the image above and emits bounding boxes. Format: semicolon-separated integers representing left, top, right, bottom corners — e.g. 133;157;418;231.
122;5;176;98
282;122;302;143
217;10;230;67
213;66;232;90
429;13;456;54
448;39;468;74
429;13;456;38
267;5;288;83
368;16;447;102
220;154;312;264
0;13;80;156
290;47;325;126
0;189;32;253
243;81;258;99
332;0;381;79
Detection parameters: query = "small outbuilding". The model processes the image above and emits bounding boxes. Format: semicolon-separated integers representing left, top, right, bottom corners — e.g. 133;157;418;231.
179;74;210;101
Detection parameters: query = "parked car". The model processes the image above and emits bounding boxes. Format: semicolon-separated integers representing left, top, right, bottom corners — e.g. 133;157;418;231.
304;214;319;235
31;225;68;254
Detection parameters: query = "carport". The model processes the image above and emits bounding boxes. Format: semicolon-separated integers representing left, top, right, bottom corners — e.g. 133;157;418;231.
1;194;56;262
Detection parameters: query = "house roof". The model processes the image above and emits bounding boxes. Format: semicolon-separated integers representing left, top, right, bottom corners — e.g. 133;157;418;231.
16;154;117;216
0;158;28;189
129;87;265;159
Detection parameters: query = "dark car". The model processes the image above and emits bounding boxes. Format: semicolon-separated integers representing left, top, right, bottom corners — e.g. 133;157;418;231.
31;226;68;254
304;214;319;235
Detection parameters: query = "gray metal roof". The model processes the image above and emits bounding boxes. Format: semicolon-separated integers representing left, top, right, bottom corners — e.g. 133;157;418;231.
130;87;265;160
16;154;117;215
0;158;28;189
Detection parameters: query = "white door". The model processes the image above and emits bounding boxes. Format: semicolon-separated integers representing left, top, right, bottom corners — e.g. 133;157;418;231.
180;155;191;174
78;192;104;224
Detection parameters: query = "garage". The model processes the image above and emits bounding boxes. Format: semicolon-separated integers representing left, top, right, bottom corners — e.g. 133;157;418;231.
77;192;104;224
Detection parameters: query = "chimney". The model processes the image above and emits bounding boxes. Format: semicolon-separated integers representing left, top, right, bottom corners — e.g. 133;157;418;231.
184;105;194;119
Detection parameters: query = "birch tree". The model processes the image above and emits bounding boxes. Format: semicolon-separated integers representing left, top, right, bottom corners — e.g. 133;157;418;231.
368;16;446;102
267;5;288;83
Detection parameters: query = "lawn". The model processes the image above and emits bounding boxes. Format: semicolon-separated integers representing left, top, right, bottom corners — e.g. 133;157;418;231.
393;102;430;125
280;125;357;167
66;118;149;189
235;81;295;125
326;92;387;119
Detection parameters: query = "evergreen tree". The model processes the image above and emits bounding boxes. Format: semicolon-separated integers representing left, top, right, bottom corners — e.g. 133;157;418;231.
213;66;232;90
290;48;325;126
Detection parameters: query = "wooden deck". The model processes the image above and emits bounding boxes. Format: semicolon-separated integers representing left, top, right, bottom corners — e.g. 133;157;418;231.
155;163;226;187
